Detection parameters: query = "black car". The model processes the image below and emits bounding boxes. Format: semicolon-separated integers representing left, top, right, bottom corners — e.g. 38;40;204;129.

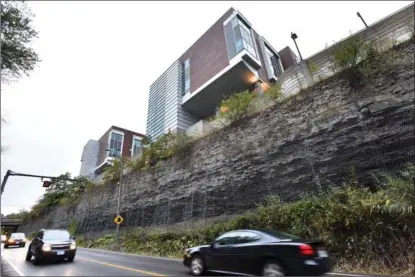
25;229;77;265
3;232;27;248
183;229;333;276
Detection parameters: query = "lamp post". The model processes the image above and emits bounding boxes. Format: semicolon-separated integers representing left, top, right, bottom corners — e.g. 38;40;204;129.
291;32;303;61
106;148;123;248
357;12;369;28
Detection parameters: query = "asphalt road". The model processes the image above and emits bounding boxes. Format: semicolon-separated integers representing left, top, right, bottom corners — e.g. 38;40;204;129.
0;243;385;277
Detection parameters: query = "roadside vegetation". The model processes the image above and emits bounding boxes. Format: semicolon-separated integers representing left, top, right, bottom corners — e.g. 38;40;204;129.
82;165;415;276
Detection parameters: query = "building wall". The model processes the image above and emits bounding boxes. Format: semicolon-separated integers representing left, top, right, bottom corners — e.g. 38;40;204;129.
147;61;199;141
96;126;146;166
180;8;235;95
79;140;100;178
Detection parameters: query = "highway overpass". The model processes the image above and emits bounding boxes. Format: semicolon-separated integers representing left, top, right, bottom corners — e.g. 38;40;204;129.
1;218;22;233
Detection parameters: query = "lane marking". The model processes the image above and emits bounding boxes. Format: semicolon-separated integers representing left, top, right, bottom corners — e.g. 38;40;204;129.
79;247;181;261
77;256;166;276
1;254;25;276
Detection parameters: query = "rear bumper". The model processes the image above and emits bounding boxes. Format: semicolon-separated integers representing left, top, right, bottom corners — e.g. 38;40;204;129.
39;249;76;260
285;257;334;276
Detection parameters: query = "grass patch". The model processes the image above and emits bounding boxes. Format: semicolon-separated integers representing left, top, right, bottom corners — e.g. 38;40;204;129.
83;165;415;276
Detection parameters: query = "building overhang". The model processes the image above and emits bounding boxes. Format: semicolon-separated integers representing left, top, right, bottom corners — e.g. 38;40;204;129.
94;157;115;175
181;58;262;119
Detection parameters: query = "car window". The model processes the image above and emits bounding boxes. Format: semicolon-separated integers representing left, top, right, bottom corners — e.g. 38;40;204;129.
215;232;240;246
237;231;261;243
10;233;25;239
43;230;70;241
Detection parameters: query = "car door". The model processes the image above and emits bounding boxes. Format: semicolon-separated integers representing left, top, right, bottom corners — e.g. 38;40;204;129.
207;232;240;273
226;231;264;275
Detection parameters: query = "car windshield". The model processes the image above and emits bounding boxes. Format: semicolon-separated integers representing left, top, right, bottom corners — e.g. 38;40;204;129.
43;230;70;241
261;229;301;240
10;233;25;239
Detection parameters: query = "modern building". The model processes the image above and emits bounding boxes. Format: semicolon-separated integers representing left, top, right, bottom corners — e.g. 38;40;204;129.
79;125;146;179
146;7;297;140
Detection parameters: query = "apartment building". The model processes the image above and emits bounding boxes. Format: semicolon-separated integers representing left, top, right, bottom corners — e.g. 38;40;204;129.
146;7;297;140
79;125;146;179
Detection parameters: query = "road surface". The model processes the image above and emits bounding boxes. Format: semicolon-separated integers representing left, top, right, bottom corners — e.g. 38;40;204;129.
0;243;387;277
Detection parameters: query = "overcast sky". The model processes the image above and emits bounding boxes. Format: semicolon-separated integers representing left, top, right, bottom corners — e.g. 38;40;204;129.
1;1;412;215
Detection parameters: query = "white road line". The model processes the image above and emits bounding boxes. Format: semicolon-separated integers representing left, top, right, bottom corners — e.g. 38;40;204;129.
1;254;25;276
79;247;181;261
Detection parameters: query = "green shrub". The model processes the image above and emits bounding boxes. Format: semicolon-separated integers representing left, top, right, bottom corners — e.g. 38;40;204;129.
217;90;256;123
265;83;283;100
127;132;192;173
86;165;414;275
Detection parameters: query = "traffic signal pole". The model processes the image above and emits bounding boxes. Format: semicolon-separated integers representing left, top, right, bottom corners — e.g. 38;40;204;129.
1;170;78;195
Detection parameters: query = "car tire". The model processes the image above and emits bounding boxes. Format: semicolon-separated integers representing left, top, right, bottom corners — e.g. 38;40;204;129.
262;259;285;277
190;254;205;276
32;253;41;265
25;251;32;261
4;244;8;249
22;244;26;247
68;256;75;262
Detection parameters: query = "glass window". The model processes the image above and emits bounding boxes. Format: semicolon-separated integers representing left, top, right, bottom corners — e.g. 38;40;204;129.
108;132;123;157
224;21;233;35
238;231;261;243
227;43;237;59
225;31;234;46
132;138;142;156
43;230;71;241
236;38;244;52
224;15;257;60
231;16;238;27
10;233;25;239
182;58;190;95
215;232;239;246
233;26;242;40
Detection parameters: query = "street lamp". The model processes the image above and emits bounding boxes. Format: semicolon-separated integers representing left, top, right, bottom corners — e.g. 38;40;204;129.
105;148;123;248
357;12;369;28
291;32;303;61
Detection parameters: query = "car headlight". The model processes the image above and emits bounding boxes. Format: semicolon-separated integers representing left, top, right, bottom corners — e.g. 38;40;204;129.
70;242;76;250
42;244;51;251
8;239;15;243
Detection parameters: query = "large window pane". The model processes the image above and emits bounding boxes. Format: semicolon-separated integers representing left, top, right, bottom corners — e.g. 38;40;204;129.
231;16;238;27
233;26;242;40
236;38;244;52
227;43;237;59
225;31;234;47
224;22;233;35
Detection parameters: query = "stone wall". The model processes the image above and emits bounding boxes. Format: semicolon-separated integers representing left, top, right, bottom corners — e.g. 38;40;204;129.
20;40;415;235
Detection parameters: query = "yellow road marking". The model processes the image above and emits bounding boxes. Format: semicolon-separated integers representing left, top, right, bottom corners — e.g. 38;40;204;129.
77;257;166;276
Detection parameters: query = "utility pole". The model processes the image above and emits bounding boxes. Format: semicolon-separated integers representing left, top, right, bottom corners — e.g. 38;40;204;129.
115;156;123;248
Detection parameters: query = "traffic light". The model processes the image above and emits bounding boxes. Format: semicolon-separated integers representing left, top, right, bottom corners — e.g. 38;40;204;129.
42;180;52;188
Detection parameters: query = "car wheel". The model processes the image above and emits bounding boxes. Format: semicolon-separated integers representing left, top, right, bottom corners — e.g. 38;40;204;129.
262;260;285;277
4;244;8;249
22;244;26;247
190;255;205;276
25;251;32;261
32;253;41;265
67;256;75;262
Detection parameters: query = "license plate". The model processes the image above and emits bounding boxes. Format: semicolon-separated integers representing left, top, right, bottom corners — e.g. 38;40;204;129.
57;251;65;255
318;250;328;257
15;242;19;244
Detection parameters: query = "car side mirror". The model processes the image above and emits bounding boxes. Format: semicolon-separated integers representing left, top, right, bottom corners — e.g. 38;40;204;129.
72;236;76;240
